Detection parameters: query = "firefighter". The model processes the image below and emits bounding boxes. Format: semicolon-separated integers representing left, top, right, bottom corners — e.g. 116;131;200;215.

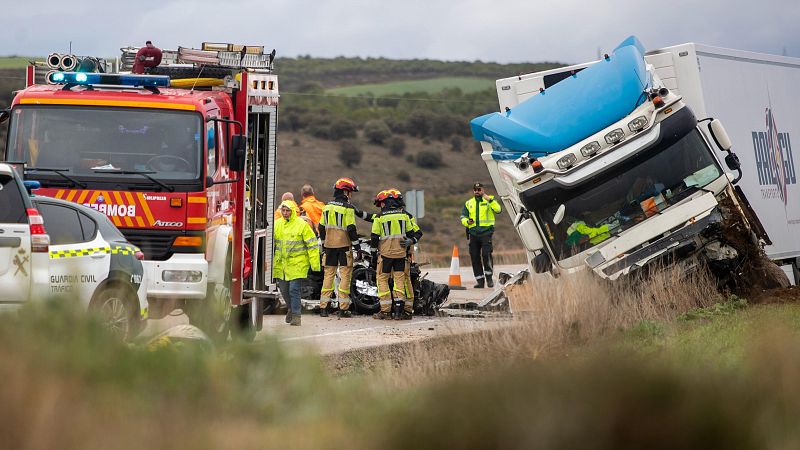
461;182;502;288
318;177;361;317
273;201;320;326
371;190;418;320
381;189;422;305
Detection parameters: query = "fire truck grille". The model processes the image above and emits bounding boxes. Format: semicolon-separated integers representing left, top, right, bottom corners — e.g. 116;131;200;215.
120;231;179;261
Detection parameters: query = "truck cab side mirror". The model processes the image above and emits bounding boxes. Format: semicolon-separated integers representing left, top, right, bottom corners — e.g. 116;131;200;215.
0;109;9;124
709;119;732;151
725;152;741;171
532;252;552;274
229;134;247;172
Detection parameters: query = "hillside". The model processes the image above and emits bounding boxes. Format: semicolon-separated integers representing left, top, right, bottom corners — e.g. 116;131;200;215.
276;131;520;256
0;56;566;258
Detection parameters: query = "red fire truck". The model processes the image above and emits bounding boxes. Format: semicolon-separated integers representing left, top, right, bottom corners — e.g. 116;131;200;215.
2;43;280;339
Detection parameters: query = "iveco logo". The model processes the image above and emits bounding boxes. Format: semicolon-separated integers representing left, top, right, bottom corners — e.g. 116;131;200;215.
152;220;183;227
752;106;795;205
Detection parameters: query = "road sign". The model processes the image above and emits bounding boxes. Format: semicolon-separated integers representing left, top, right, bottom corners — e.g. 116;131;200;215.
405;189;425;219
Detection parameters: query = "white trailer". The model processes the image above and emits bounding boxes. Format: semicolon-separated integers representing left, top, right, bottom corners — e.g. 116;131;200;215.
645;44;800;268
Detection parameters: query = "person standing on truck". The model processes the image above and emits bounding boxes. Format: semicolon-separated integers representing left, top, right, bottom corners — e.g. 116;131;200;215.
131;41;163;74
371;189;418;320
318;178;361;318
461;182;502;288
273;201;320;326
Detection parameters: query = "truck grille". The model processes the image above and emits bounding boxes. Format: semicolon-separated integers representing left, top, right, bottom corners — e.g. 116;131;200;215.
120;230;179;261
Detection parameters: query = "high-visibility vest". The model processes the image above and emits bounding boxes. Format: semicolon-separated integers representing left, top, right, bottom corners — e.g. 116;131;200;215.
320;201;357;248
565;221;611;246
461;196;501;229
372;209;413;259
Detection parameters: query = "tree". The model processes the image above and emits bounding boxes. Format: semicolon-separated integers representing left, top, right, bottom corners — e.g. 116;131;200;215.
387;136;406;157
338;140;363;167
416;150;444;169
363;120;392;145
450;136;463;152
329;119;358;140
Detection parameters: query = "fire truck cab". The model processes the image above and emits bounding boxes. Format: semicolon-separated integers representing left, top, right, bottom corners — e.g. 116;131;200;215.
2;44;280;339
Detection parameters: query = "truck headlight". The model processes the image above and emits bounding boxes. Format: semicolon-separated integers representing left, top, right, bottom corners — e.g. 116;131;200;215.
580;141;601;157
628;116;648;132
604;128;625;144
557;153;577;169
162;270;204;283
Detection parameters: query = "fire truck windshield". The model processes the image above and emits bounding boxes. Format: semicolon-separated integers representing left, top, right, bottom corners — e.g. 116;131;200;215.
6;106;203;183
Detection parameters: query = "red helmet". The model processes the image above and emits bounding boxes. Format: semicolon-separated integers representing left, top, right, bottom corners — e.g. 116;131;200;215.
334;177;359;192
374;189;390;206
385;188;403;200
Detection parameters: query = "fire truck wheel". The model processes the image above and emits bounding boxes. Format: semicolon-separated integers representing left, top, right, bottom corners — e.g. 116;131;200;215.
231;305;257;342
90;282;138;341
186;282;232;342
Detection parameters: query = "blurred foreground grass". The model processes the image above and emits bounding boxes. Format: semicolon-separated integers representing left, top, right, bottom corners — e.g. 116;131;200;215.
3;289;800;448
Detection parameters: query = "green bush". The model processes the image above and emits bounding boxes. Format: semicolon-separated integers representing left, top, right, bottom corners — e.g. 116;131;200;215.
450;136;463;152
338;139;363;167
415;150;444;169
387;136;406;156
363;120;392;145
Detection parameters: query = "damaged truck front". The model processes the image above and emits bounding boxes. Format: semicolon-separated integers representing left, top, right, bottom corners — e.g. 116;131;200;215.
471;37;769;283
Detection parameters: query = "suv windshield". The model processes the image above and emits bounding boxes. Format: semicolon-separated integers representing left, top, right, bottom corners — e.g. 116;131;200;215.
529;129;721;261
6;106;202;182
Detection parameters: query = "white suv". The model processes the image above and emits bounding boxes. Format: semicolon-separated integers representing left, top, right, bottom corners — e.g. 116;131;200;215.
0;163;50;306
0;163;148;339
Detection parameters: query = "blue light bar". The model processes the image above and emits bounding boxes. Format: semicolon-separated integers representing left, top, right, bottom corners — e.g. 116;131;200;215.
46;71;170;88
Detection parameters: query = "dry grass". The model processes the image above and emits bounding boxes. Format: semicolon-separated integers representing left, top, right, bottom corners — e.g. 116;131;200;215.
367;264;719;389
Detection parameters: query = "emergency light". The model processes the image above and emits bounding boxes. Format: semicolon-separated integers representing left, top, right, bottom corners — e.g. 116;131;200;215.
46;71;170;88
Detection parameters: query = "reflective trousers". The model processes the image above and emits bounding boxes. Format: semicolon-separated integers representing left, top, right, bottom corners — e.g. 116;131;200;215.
376;256;410;314
320;249;352;310
468;232;494;282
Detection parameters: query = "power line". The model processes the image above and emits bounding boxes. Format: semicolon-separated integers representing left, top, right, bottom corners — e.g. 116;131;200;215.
281;90;498;105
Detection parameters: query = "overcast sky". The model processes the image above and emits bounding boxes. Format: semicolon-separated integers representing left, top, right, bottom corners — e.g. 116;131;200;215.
2;0;798;64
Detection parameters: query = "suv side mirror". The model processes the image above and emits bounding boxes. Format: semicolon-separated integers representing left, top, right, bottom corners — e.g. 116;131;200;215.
228;134;247;172
709;119;732;151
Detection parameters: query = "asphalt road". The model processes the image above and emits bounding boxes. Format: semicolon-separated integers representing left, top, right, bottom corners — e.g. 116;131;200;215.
145;264;528;354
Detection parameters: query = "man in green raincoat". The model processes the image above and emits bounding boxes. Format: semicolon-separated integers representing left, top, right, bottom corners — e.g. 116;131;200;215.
273;201;320;326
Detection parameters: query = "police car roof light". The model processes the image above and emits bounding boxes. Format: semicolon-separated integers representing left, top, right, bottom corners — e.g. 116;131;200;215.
49;72;171;88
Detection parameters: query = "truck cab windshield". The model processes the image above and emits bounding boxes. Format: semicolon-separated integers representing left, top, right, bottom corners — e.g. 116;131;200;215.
529;128;721;262
6;106;203;185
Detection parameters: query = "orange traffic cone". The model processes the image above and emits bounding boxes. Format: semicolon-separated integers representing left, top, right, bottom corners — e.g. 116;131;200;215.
448;245;466;290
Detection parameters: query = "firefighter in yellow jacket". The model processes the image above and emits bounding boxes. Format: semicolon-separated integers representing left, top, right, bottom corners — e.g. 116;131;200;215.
318;177;361;317
371;190;418;320
273;201;320;326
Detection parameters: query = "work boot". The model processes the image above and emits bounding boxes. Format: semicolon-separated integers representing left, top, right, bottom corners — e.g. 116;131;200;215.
373;311;390;320
338;310;352;318
473;280;485;289
290;314;301;326
319;308;329;318
487;277;495;288
285;311;293;324
401;312;413;320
